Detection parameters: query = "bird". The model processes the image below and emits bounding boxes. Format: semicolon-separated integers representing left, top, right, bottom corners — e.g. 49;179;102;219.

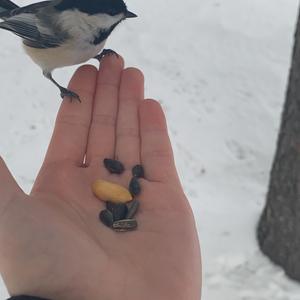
0;0;137;101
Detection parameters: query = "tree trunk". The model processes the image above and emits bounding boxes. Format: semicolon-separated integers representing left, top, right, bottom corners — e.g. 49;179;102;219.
257;9;300;281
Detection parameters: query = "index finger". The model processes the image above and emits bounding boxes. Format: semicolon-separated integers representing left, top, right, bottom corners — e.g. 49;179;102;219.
44;65;98;166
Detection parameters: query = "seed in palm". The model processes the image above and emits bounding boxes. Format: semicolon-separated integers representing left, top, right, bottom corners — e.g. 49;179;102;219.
113;219;138;232
103;158;125;174
129;177;141;197
132;165;145;178
126;199;140;219
99;210;114;228
106;202;128;221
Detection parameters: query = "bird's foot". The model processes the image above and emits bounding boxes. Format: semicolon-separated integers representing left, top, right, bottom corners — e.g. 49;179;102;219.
60;87;81;103
94;49;119;61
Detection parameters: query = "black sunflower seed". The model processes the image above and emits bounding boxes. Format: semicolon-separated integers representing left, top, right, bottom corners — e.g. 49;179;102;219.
126;199;140;219
99;210;114;228
106;202;128;221
129;177;141;197
132;165;145;178
113;219;138;232
103;159;125;174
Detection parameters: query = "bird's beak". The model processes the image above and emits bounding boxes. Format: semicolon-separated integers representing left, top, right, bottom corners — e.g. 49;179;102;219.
125;11;138;18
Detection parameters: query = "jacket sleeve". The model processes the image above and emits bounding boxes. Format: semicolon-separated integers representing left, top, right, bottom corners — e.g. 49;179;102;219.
7;296;51;300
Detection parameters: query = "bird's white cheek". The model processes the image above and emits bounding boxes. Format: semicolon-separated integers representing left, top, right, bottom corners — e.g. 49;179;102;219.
57;10;123;40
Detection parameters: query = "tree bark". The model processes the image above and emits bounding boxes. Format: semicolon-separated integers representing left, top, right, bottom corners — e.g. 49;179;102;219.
257;9;300;281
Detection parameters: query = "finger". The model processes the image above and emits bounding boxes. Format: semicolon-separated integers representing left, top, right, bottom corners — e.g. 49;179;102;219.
44;65;98;166
140;99;178;183
115;68;144;168
0;156;24;215
86;55;124;165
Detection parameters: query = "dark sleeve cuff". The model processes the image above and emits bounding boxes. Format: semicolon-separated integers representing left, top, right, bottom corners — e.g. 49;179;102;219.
7;296;51;300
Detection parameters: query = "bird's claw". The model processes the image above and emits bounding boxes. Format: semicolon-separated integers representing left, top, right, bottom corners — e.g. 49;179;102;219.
94;49;119;61
60;88;81;103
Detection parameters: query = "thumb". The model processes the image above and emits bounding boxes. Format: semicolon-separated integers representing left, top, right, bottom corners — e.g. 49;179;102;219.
0;156;24;214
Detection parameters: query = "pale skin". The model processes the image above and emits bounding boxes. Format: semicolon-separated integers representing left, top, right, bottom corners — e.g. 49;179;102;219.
0;55;202;300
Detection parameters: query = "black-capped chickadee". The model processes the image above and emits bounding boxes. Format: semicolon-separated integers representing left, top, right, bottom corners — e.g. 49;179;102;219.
0;0;137;101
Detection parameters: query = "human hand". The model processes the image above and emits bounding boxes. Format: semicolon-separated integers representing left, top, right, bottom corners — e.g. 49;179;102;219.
0;55;201;300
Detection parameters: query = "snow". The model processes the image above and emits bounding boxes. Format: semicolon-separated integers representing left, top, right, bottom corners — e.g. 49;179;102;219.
0;0;299;299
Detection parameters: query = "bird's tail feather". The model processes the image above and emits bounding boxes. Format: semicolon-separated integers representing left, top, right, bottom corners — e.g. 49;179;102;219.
0;0;18;16
0;0;18;10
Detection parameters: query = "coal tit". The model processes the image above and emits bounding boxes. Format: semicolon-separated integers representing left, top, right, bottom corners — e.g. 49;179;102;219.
0;0;137;101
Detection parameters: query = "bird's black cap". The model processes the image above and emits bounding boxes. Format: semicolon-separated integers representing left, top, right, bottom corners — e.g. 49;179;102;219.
55;0;135;17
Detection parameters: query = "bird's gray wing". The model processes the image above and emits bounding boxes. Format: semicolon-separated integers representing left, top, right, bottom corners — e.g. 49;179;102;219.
0;1;53;19
0;10;67;48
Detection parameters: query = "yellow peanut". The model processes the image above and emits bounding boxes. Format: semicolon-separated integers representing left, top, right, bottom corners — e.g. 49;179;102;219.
92;180;133;203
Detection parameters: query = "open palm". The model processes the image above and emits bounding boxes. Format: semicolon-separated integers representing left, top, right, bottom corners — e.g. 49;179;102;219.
0;55;201;300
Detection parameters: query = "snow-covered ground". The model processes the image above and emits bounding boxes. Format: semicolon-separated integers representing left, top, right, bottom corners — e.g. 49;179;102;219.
0;0;299;299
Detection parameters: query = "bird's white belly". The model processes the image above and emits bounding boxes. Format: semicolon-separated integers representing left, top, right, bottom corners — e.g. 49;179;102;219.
23;40;106;72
